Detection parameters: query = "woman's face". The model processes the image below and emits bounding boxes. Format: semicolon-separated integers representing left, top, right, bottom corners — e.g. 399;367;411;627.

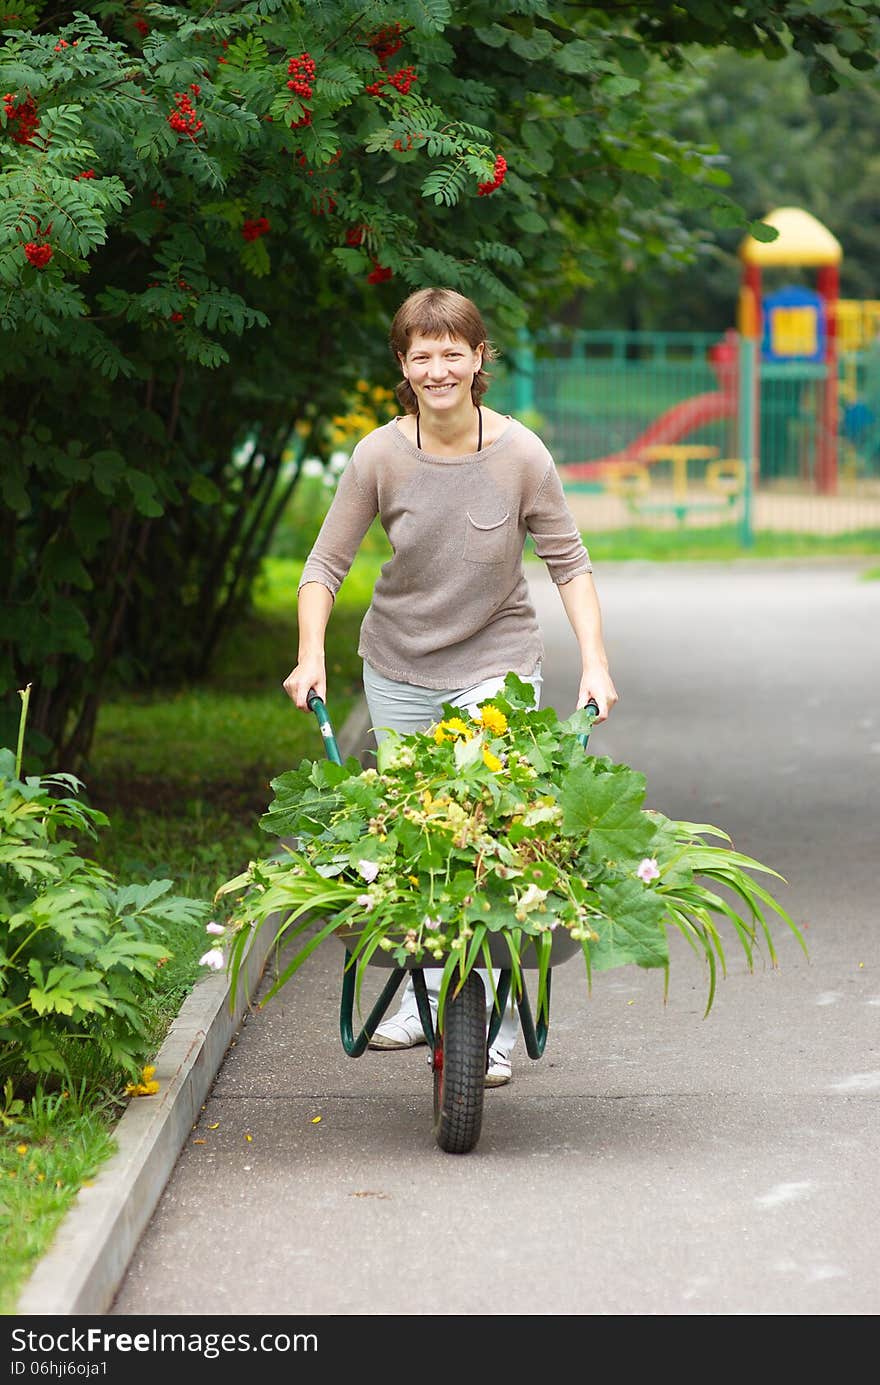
399;333;484;414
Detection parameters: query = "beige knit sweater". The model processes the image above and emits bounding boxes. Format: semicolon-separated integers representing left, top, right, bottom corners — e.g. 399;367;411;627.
298;417;591;689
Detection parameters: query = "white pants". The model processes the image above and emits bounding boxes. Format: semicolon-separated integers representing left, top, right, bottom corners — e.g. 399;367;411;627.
362;660;543;1056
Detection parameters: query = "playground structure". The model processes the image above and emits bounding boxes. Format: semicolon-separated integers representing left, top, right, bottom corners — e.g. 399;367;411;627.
493;208;880;536
738;205;842;495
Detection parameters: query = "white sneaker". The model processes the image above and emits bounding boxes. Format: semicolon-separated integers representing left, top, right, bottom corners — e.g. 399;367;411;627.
368;1009;429;1050
485;1048;512;1087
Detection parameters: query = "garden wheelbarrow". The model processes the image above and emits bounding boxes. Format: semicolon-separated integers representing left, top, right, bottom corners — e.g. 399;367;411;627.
306;688;598;1156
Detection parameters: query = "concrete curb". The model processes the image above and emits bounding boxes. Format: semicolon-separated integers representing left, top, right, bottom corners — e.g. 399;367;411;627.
16;697;374;1317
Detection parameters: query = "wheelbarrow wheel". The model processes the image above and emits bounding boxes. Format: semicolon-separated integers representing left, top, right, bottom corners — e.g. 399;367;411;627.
432;971;486;1154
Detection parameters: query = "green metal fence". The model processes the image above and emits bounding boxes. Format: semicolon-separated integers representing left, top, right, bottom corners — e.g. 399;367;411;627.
491;330;880;540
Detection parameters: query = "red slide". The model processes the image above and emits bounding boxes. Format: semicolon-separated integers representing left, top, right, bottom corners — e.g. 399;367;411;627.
559;332;739;482
561;389;737;481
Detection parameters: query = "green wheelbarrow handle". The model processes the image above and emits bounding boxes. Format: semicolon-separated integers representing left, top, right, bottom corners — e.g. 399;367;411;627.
306;689;344;766
577;698;600;751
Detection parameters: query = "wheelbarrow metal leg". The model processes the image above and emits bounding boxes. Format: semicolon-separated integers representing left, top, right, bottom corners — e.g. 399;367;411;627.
486;969;512;1051
411;969;436;1048
339;950;407;1057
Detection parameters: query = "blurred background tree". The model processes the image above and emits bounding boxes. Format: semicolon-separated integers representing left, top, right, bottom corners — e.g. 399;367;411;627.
1;1;876;765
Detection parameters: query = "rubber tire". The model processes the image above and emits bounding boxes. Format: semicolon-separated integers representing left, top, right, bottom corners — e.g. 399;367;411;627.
432;971;486;1154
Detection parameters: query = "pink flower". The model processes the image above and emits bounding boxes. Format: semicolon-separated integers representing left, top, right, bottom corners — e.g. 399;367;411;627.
357;859;379;882
356;893;373;907
422;915;442;931
199;950;225;971
205;921;226;935
637;858;660;883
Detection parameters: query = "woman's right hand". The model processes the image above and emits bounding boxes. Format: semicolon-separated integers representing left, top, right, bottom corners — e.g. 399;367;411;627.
282;655;326;710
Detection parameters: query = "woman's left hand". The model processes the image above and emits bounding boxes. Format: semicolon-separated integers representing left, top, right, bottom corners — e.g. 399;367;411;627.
577;665;619;723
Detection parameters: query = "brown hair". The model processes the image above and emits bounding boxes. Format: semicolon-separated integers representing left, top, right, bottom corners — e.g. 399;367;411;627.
389;287;498;413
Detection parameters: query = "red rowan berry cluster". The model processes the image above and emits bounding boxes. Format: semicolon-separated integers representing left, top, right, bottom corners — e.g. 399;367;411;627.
3;93;40;144
134;19;149;38
75;168;96;180
286;53;315;127
345;224;368;246
388;65;417;94
366;259;393;284
24;242;53;269
242;216;271;242
287;53;315;98
370;65;416;98
366;64;417;98
367;24;404;66
168;86;203;139
477;154;507;196
392;134;414;152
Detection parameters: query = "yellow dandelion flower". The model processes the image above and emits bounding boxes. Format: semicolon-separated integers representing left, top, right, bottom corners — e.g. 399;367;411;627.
433;724;448;744
482;747;503;772
408;874;419;885
355;379;370;393
476;704;507;734
440;716;473;741
16;1144;27;1156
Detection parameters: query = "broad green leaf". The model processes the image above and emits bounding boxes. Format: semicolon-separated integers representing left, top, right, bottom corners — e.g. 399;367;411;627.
559;761;656;862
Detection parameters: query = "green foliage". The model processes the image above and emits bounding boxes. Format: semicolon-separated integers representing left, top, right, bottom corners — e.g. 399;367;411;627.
574;46;880;330
0;692;211;1081
2;1;876;767
214;674;806;1026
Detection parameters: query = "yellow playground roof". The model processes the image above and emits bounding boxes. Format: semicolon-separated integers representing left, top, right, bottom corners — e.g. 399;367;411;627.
739;207;842;267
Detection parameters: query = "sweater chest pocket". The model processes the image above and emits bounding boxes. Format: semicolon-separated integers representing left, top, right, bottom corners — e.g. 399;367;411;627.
462;509;511;565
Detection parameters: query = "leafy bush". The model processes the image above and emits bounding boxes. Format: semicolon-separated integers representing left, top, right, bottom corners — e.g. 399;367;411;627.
0;693;211;1082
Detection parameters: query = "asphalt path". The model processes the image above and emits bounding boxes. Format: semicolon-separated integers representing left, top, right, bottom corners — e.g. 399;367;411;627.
107;559;880;1320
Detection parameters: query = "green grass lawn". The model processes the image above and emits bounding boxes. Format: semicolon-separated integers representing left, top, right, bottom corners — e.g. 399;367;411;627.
581;525;880;563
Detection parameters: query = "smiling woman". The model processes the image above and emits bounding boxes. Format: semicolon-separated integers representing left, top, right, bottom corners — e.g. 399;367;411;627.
391;288;498;457
280;286;619;1084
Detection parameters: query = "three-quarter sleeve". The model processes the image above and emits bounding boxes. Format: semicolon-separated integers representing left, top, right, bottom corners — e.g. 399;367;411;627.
297;456;378;598
525;462;592;584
